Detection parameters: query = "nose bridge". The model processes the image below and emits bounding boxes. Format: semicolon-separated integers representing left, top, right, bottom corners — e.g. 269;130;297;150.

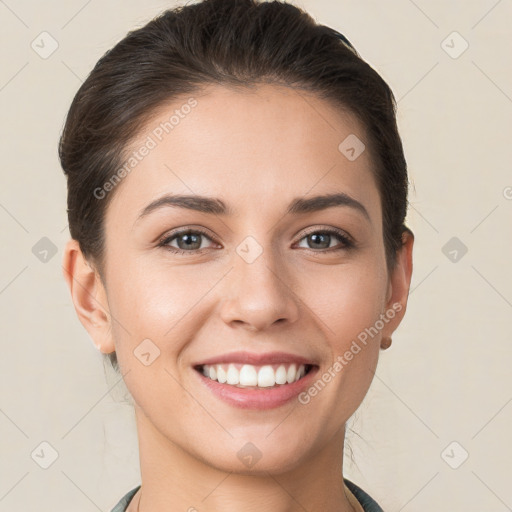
237;235;284;293
218;233;300;330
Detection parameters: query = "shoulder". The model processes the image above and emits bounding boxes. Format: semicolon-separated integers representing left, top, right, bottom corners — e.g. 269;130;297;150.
110;485;141;512
344;478;385;512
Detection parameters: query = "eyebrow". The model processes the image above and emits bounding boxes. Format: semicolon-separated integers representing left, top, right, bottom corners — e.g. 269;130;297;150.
135;192;371;224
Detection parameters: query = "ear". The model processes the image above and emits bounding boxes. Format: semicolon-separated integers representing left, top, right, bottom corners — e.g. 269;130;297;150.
62;239;115;354
381;228;414;339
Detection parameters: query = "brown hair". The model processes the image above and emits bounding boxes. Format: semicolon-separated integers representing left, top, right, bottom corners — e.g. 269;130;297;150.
59;0;412;372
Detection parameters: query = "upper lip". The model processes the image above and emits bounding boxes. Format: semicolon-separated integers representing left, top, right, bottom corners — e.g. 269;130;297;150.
193;351;318;367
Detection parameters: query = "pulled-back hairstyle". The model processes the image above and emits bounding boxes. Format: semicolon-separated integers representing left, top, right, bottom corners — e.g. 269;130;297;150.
59;0;411;373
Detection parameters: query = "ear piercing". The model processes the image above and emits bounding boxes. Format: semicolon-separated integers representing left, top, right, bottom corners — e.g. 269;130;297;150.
380;336;392;350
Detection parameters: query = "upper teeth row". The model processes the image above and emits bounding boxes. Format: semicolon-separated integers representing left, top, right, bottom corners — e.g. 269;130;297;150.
201;363;307;387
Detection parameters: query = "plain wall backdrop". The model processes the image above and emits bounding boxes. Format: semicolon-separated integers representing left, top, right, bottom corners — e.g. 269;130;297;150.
1;0;511;510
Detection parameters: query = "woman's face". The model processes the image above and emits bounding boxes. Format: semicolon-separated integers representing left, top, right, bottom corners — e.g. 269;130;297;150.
71;83;412;473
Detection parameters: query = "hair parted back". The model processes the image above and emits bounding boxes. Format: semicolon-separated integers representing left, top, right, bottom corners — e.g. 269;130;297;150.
59;0;411;373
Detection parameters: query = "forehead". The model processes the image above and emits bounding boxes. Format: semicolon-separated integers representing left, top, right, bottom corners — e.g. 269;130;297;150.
107;83;381;227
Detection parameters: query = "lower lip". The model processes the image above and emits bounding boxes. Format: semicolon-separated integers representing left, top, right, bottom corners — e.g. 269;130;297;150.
193;366;319;410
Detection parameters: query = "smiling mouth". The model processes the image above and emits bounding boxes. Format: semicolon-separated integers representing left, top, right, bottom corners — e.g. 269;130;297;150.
194;362;317;389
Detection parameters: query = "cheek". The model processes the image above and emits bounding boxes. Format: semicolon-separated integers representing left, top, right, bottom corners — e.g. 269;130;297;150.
108;257;201;331
106;259;195;414
301;258;388;343
299;265;385;422
106;256;223;380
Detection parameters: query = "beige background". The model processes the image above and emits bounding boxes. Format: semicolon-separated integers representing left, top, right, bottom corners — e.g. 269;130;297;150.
1;0;511;510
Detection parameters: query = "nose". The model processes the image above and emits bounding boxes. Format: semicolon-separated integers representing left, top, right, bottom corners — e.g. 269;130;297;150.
219;244;300;332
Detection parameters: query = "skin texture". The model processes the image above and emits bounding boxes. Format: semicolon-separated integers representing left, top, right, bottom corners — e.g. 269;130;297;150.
63;83;413;512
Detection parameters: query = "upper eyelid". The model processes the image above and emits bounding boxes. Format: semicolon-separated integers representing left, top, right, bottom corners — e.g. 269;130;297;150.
298;226;352;241
159;225;215;239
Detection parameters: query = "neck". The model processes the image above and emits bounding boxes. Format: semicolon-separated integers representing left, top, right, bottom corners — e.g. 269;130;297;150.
131;405;356;512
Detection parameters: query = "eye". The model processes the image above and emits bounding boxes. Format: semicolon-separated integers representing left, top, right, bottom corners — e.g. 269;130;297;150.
158;228;217;255
295;228;354;252
157;226;354;256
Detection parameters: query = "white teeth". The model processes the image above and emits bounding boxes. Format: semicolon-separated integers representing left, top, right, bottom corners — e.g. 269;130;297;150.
216;365;227;383
199;362;309;388
275;365;287;385
226;364;239;385
257;365;275;387
239;364;258;386
286;364;297;384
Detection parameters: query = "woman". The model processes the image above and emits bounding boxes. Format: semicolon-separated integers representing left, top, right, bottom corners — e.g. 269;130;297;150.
60;0;414;510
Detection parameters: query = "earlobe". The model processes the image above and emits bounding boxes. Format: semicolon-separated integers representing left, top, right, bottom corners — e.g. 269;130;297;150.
61;239;115;354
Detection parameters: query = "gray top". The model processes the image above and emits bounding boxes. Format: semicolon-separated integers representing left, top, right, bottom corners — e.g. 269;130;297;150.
111;479;384;511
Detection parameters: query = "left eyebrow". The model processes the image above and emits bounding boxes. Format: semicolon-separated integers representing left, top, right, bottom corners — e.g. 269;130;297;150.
134;192;371;225
287;193;371;222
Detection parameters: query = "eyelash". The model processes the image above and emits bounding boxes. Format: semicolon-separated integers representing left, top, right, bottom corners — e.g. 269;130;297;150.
157;226;354;256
